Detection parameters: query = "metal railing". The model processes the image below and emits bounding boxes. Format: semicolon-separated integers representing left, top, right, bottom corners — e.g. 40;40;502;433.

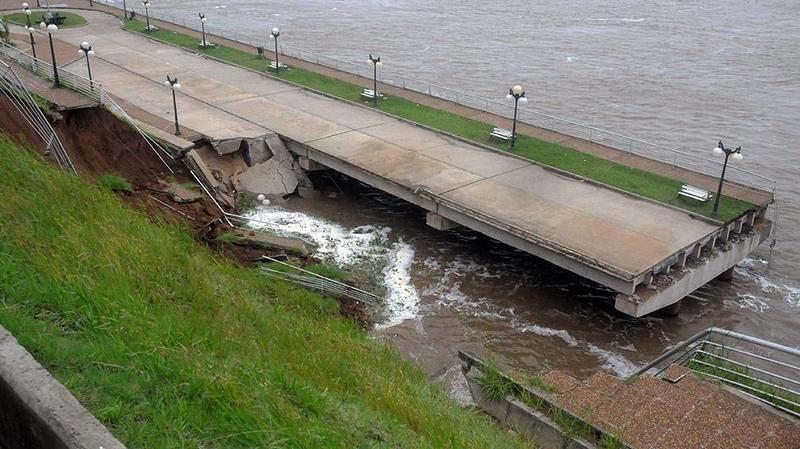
631;327;800;418
259;256;379;306
0;59;74;173
103;1;776;193
0;41;174;173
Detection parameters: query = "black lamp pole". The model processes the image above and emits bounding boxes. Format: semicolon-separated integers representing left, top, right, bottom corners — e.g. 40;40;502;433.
368;54;382;107
270;27;280;73
79;42;94;90
199;13;207;47
143;0;151;32
23;4;37;59
712;141;743;217
123;0;128;19
507;85;526;148
166;75;181;135
40;19;59;86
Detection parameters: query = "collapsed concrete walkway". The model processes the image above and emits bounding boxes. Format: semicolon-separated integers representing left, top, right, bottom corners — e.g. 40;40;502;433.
0;8;774;315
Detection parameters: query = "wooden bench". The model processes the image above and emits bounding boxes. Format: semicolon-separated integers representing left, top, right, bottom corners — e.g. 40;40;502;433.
269;61;288;70
678;184;712;202
360;88;386;101
489;127;513;142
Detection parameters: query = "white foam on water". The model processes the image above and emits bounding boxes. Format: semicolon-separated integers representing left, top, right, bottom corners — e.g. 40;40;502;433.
377;242;420;329
586;344;639;377
726;293;771;313
244;206;421;328
512;321;580;347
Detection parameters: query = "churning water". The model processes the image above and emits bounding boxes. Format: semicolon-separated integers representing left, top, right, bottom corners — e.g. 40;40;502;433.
162;0;798;394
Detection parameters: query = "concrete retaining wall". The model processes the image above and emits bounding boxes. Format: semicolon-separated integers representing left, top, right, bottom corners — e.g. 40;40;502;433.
463;368;594;449
0;325;125;449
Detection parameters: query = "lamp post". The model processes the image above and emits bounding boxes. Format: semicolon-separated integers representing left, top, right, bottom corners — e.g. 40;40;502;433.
39;19;59;86
711;141;743;217
22;3;37;59
368;54;383;107
505;85;528;148
269;27;280;73
123;0;128;19
142;0;152;32
89;0;93;7
198;13;207;48
165;75;181;135
78;41;95;90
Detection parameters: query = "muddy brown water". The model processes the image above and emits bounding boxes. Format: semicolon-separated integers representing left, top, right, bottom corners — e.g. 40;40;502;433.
248;173;795;403
151;0;799;393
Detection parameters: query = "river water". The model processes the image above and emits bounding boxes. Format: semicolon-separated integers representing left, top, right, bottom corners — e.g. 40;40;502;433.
155;0;798;398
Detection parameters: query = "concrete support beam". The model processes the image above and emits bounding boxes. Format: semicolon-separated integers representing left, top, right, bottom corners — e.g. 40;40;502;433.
298;156;326;172
719;225;731;243
678;250;689;268
716;266;735;281
426;211;461;231
747;212;756;228
615;220;773;317
735;218;745;234
692;243;703;259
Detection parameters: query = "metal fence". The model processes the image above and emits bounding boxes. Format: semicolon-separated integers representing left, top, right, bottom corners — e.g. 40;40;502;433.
0;41;174;173
259;256;380;307
0;59;74;173
631;327;800;419
100;0;776;193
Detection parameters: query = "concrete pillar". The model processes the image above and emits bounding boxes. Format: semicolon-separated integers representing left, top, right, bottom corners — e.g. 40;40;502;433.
678;250;689;268
692;243;703;259
719;226;731;243
747;212;756;227
735;218;745;234
426;212;461;231
717;266;735;281
298;156;326;171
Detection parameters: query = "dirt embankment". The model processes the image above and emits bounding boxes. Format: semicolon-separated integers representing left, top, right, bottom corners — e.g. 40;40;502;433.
0;97;368;323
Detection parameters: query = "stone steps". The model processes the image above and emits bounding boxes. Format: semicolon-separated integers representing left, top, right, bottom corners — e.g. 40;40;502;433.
541;366;800;449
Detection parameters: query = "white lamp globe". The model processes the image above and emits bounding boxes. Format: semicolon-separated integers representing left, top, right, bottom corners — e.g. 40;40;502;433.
22;2;29;8
519;97;528;104
164;80;171;86
732;152;743;161
39;21;46;29
256;194;266;201
713;146;724;156
511;85;524;95
505;93;513;100
81;41;89;48
261;199;271;206
375;60;383;68
88;50;95;56
24;9;31;16
173;83;181;89
272;27;279;35
47;23;58;31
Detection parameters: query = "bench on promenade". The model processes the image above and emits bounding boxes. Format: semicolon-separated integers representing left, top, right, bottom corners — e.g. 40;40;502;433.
678;184;712;202
269;61;288;70
360;88;386;101
489;127;513;142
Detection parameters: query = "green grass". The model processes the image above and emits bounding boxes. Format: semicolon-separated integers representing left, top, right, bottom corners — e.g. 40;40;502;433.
121;18;755;222
688;348;800;416
3;11;88;28
528;375;557;394
476;360;519;401
99;173;133;193
0;135;531;448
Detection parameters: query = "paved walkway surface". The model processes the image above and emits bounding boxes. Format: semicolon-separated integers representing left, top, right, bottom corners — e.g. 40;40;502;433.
543;366;800;449
16;0;774;207
3;9;723;281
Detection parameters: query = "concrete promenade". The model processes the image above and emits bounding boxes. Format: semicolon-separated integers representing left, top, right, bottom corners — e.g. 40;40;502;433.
0;9;774;315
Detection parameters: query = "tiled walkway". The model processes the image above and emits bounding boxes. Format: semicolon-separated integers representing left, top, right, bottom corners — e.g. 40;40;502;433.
543;366;800;449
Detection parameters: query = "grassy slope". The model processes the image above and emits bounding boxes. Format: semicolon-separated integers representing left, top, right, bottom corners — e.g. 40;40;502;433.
3;11;88;28
123;18;754;222
0;137;529;448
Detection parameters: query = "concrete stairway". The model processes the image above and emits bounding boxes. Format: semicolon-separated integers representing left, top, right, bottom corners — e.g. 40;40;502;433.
542;365;800;449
